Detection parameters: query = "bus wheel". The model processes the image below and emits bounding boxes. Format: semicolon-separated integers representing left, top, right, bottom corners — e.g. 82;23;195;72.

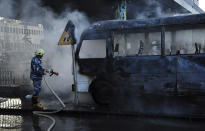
89;80;113;106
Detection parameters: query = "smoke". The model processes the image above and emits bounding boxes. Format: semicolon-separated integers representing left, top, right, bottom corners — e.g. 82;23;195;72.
0;0;90;103
41;10;90;101
133;0;175;19
1;0;202;111
0;0;14;18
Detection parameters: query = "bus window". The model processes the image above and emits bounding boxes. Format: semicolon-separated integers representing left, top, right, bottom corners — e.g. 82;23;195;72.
165;28;205;55
114;33;144;56
79;39;106;58
113;32;161;57
147;32;161;55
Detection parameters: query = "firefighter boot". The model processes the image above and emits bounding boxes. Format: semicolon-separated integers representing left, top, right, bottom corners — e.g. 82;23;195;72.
31;96;44;109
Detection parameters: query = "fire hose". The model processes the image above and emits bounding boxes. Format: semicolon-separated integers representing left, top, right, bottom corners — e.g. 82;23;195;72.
32;70;66;131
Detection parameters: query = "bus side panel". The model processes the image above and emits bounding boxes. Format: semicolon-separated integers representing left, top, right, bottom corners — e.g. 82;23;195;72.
77;55;205;115
177;55;205;95
113;56;177;94
110;55;205;115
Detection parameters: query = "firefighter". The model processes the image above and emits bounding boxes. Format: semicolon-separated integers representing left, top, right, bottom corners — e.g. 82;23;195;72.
30;48;47;109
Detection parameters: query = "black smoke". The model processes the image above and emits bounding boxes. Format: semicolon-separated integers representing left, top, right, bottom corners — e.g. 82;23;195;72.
1;0;178;21
0;0;118;20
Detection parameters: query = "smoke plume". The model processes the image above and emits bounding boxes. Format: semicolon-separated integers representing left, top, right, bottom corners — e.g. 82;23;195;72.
0;0;90;103
131;0;176;19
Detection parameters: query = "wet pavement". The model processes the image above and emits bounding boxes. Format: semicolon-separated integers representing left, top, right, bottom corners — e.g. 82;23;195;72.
0;97;205;131
1;89;205;131
0;112;205;131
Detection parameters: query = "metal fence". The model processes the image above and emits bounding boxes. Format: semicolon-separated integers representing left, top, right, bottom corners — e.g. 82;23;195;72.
0;98;22;109
0;69;16;87
0;115;22;131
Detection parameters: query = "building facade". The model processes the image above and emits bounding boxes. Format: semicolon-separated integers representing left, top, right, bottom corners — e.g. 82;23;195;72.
193;0;199;5
0;17;44;87
173;0;203;14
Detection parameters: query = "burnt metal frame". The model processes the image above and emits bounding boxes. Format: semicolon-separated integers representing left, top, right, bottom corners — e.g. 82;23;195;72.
161;26;165;56
73;14;205;111
76;13;205;59
76;28;165;59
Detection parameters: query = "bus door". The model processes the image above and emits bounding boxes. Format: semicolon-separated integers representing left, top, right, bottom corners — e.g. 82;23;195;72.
76;39;107;92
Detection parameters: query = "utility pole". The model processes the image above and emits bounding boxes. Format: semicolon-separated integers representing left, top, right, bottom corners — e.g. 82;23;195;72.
116;0;127;20
115;0;127;56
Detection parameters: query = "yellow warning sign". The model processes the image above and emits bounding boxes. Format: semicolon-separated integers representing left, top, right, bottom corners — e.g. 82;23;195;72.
58;20;76;46
58;31;73;45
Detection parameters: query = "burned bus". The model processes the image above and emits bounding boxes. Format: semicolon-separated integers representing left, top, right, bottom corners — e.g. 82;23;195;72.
72;14;205;115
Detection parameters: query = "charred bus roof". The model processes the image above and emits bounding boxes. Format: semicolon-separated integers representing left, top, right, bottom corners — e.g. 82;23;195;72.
80;13;205;40
76;13;205;57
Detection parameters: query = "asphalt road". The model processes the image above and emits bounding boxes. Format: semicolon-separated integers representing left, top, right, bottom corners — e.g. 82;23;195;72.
0;87;205;131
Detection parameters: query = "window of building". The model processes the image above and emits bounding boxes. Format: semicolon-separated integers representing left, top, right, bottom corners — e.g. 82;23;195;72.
12;27;15;33
0;26;3;32
4;27;8;33
24;29;27;34
9;27;12;33
14;28;17;33
8;27;10;33
17;28;19;33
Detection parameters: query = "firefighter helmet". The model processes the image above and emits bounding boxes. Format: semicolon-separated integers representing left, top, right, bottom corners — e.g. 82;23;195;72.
35;49;45;56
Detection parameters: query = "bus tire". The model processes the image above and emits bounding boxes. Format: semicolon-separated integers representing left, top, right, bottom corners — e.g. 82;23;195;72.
89;80;113;105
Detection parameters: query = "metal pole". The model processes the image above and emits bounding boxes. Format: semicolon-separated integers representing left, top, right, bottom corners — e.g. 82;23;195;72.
161;26;165;56
72;44;78;104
